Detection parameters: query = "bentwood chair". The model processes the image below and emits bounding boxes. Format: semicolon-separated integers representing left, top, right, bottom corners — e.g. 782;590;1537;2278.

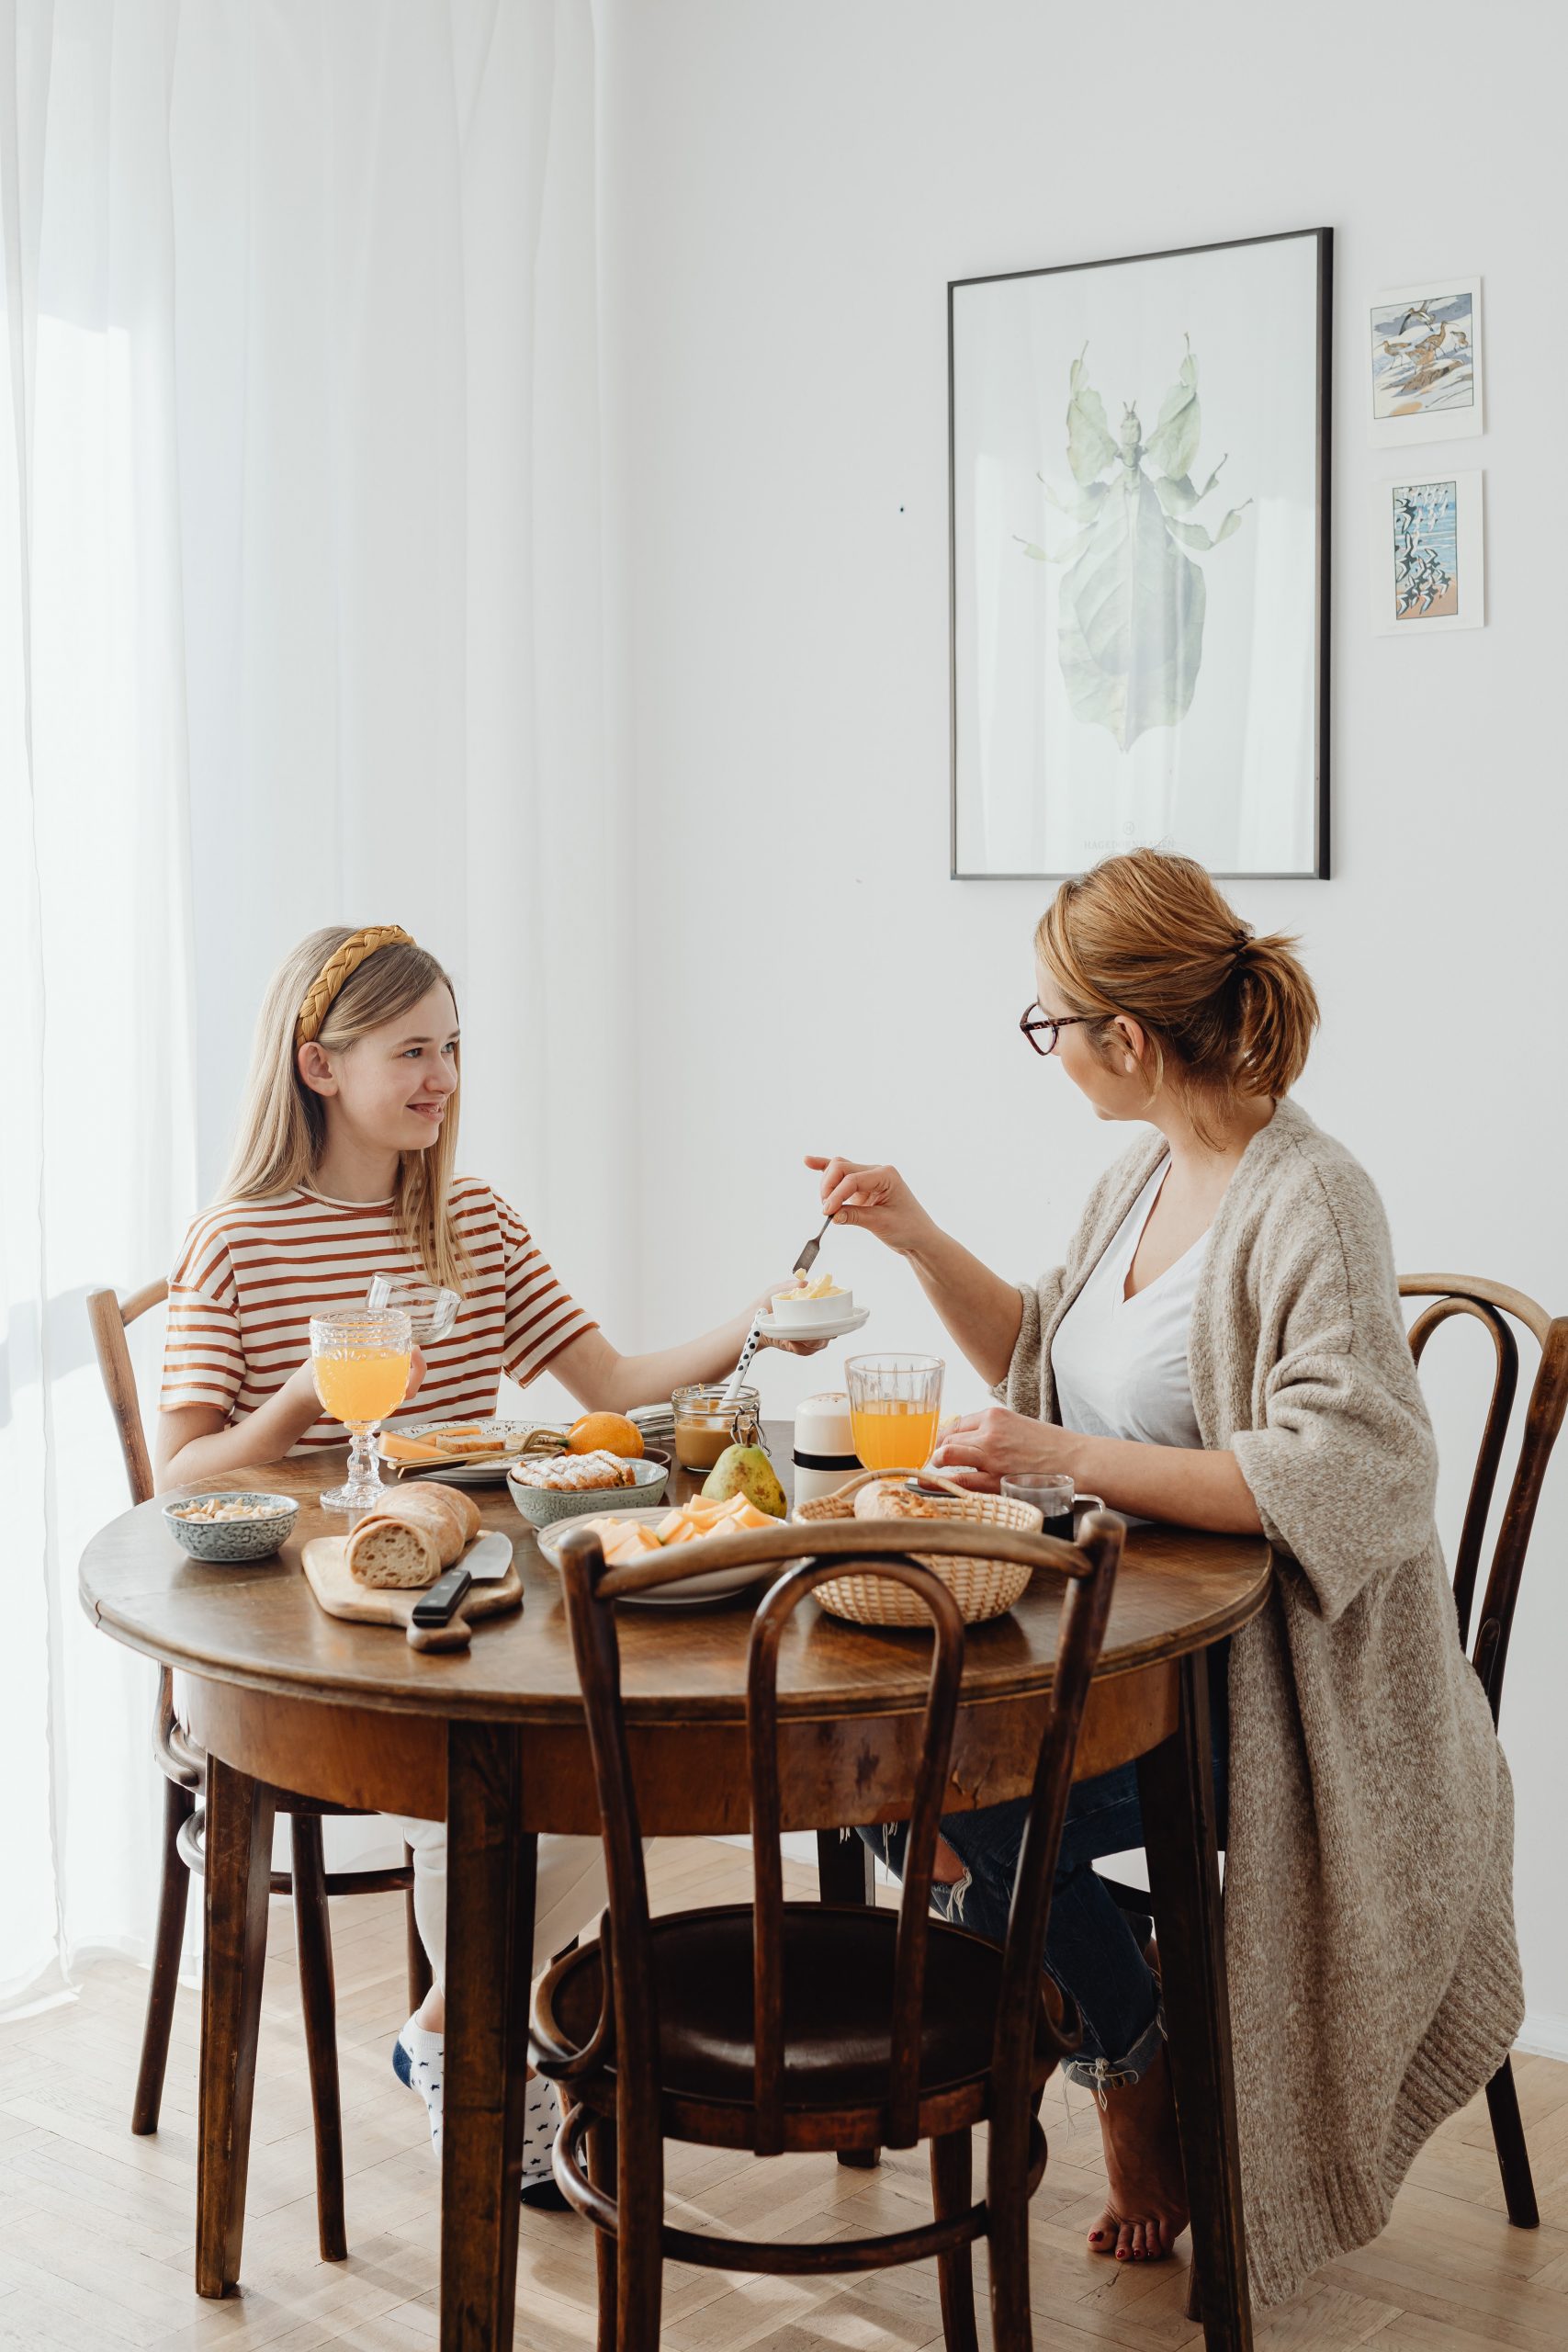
86;1280;433;2263
531;1512;1122;2352
1098;1272;1568;2243
1393;1272;1568;2228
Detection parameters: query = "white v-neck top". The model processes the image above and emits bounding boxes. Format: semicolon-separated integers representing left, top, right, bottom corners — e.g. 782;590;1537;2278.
1049;1158;1208;1450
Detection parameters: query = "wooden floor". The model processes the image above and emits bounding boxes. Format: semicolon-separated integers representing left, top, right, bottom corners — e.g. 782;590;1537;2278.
3;1838;1567;2350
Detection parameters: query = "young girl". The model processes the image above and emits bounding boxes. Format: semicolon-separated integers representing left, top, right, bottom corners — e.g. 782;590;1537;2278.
810;851;1521;2303
157;922;810;2200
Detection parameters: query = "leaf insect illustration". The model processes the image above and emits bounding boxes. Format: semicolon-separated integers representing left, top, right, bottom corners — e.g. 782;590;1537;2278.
1017;340;1249;751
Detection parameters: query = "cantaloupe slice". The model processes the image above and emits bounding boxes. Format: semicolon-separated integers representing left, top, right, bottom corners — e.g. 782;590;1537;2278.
381;1433;451;1465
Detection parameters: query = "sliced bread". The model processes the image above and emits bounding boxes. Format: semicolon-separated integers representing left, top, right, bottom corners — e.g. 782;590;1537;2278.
346;1514;441;1589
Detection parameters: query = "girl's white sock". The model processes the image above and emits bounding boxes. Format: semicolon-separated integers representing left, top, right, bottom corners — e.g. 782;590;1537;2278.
394;2015;558;2179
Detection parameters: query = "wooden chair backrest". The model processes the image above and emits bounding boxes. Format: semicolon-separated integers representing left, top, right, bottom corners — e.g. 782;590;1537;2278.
85;1279;167;1508
555;1510;1122;2156
1402;1272;1568;1725
86;1280;178;1763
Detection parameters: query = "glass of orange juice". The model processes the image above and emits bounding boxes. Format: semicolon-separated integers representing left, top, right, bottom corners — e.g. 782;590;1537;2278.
845;1353;944;1475
310;1307;413;1511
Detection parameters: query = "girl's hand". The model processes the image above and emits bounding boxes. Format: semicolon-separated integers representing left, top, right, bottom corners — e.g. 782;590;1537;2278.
404;1344;428;1403
929;1406;1074;1493
805;1156;939;1258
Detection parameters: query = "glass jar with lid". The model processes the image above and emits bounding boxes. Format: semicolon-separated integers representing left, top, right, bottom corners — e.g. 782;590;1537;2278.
671;1384;761;1475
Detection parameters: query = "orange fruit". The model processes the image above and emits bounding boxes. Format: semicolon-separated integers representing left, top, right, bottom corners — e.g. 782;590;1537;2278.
567;1410;644;1459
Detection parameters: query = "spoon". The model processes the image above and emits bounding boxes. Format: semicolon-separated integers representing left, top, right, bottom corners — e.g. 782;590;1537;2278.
793;1212;833;1279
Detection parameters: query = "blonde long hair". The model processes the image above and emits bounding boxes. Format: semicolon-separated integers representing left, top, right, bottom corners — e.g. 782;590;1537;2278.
220;928;474;1293
1036;850;1319;1139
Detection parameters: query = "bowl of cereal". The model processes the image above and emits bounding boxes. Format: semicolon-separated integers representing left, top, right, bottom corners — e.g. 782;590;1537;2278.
164;1491;299;1563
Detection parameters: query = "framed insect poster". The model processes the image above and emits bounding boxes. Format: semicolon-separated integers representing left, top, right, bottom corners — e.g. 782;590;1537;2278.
1368;277;1483;447
1371;471;1484;635
950;226;1332;880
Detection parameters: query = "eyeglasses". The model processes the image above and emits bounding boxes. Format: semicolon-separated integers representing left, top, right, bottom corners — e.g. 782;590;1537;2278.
1019;1003;1099;1057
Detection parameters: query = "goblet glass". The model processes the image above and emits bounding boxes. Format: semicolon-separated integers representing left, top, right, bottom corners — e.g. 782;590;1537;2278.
310;1307;413;1512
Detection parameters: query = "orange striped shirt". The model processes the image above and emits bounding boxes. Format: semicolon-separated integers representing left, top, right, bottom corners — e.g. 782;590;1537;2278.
160;1179;596;1453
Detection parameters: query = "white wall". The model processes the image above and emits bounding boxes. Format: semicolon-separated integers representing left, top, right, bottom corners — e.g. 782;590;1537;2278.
600;1;1568;2040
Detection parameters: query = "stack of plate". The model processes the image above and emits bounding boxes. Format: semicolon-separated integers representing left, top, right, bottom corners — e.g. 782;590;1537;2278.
629;1402;677;1449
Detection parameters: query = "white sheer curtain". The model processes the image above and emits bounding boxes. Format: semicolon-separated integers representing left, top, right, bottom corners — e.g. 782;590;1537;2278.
0;0;629;2012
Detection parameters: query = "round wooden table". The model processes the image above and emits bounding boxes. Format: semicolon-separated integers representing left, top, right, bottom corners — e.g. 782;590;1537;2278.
80;1434;1271;2352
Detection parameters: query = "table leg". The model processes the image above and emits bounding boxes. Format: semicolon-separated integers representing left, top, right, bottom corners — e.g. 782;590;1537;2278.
816;1826;875;1907
196;1758;276;2297
441;1722;536;2352
817;1830;881;2171
1137;1653;1252;2352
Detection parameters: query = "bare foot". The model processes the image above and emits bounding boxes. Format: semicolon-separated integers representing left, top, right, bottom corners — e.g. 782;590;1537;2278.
1084;2042;1189;2263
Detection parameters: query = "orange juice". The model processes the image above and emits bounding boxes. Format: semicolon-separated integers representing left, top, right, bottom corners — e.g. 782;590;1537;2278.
313;1351;411;1429
851;1398;941;1472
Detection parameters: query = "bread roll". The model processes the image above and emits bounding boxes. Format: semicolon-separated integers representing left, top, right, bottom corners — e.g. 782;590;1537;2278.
376;1487;465;1566
414;1479;481;1544
853;1477;956;1522
346;1514;440;1589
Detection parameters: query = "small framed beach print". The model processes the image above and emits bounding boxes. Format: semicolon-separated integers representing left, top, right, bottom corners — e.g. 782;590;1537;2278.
1368;277;1483;447
1371;471;1484;635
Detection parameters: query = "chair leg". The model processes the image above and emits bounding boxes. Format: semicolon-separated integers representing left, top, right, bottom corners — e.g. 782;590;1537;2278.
817;1830;881;2172
615;2090;663;2352
133;1778;196;2135
1485;2055;1540;2228
985;2107;1034;2352
931;2127;980;2352
587;2112;619;2352
290;1816;348;2263
404;1843;433;2013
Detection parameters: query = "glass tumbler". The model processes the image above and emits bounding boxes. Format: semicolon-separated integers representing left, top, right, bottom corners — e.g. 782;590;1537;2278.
367;1271;461;1344
844;1353;945;1474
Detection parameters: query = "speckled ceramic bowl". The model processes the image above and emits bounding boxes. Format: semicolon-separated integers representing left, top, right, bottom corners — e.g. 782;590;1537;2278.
164;1492;299;1563
507;1455;669;1531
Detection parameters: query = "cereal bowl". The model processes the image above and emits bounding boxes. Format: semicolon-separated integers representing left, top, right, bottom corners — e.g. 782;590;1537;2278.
164;1492;299;1563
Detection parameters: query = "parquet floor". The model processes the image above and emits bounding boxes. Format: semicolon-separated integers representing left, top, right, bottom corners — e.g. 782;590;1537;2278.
3;1838;1567;2349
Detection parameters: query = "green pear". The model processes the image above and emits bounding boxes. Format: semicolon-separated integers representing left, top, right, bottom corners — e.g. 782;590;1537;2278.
702;1442;787;1519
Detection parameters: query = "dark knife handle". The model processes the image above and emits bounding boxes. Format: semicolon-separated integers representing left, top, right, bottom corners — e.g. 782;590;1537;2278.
411;1566;473;1628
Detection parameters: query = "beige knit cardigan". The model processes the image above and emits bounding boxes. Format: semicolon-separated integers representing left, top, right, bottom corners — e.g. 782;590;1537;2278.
999;1097;1524;2309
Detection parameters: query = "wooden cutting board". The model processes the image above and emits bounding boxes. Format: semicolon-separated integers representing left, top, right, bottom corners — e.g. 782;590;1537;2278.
302;1533;523;1652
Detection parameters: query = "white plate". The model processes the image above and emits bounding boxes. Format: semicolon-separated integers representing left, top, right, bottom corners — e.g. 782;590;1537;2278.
381;1419;564;1486
536;1507;800;1605
753;1304;871;1344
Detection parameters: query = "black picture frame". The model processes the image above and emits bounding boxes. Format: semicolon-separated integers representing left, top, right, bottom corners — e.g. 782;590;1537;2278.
949;226;1332;881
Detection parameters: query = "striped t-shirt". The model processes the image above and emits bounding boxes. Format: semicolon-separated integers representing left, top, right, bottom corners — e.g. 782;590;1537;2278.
160;1179;597;1453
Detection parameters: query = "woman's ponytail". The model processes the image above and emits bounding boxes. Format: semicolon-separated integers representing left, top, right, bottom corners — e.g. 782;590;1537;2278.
1232;934;1319;1102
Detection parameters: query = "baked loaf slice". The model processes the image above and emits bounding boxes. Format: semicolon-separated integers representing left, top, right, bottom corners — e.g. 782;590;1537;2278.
509;1449;636;1493
345;1514;441;1589
344;1482;482;1589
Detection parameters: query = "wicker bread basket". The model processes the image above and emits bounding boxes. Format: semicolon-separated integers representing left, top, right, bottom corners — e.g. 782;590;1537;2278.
794;1468;1044;1627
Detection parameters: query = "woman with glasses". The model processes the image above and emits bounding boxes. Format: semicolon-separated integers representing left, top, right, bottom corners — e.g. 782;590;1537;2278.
807;848;1520;2308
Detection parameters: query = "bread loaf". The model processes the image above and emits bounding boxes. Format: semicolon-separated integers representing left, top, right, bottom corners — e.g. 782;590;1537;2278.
852;1477;957;1522
400;1479;481;1545
346;1514;441;1589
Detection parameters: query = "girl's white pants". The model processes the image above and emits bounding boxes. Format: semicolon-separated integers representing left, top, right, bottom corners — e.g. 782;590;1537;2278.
392;1820;613;1989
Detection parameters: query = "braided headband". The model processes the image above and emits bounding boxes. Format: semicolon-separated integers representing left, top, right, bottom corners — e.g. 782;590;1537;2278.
296;925;414;1046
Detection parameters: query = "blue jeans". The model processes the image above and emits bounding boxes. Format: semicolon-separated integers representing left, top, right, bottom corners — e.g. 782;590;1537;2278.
858;1642;1230;2093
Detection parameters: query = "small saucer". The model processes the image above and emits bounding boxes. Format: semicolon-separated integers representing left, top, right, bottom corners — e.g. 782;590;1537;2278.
755;1305;871;1344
